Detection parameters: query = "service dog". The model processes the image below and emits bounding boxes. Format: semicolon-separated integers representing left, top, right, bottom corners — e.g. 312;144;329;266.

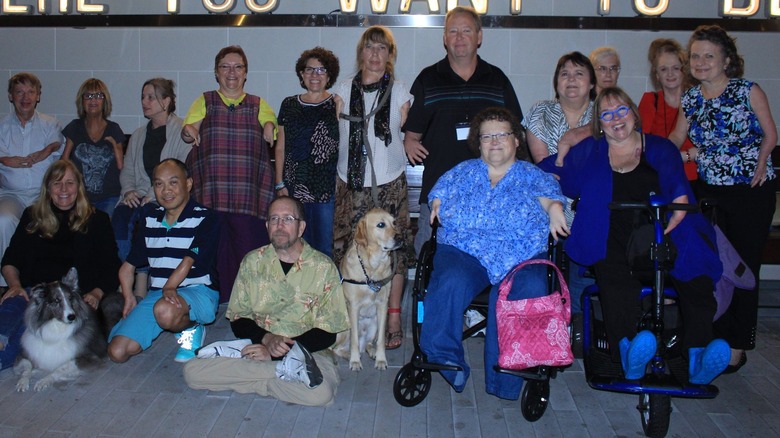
15;268;109;392
334;208;402;371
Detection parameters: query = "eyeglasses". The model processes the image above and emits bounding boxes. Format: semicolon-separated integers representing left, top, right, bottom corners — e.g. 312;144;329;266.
599;105;631;122
218;64;246;73
83;92;105;100
303;67;327;76
478;132;513;144
596;65;621;74
268;215;300;226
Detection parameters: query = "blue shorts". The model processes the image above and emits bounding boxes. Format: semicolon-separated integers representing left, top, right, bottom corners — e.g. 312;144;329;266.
109;284;219;350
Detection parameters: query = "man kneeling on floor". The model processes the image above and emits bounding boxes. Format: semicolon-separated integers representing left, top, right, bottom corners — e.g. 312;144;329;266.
108;158;220;363
183;196;349;407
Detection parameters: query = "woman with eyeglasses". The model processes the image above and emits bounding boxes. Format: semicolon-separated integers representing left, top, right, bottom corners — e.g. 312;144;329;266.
638;39;698;185
669;25;778;374
421;106;567;399
539;87;729;385
331;26;415;351
274;47;341;257
62;78;126;216
590;47;621;94
180;45;278;303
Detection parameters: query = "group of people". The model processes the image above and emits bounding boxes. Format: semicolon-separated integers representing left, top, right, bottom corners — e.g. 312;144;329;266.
0;6;775;408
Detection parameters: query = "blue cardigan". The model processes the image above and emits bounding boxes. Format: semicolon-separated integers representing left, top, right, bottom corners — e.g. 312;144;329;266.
538;134;722;283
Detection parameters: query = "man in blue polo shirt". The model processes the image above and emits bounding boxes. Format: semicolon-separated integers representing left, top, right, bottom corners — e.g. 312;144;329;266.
108;158;219;363
403;6;523;254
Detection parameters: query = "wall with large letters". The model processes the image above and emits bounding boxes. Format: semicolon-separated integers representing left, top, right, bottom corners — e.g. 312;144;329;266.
0;0;778;136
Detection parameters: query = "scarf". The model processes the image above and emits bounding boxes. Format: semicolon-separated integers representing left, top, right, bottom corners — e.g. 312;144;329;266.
345;72;393;190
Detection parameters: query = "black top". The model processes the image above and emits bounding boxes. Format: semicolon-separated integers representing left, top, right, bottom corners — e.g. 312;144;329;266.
143;120;167;181
2;205;121;293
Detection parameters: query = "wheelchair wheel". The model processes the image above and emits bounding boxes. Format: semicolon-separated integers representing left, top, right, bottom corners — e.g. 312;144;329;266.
393;363;432;407
520;379;550;422
638;393;671;438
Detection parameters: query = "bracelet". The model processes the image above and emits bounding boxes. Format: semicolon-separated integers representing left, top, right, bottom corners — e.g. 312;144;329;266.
685;151;691;163
274;182;286;190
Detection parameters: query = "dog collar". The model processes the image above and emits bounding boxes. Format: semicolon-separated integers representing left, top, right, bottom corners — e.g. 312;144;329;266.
340;248;395;293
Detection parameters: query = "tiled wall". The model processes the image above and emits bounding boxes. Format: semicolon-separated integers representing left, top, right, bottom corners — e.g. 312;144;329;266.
1;1;778;135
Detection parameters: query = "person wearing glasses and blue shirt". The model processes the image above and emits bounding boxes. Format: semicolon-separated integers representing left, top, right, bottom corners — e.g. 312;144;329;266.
539;87;730;385
420;107;568;400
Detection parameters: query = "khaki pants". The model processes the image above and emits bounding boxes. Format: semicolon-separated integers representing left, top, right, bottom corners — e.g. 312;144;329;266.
183;351;340;407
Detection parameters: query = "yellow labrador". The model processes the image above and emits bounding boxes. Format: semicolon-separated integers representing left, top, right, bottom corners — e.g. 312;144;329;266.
334;208;402;371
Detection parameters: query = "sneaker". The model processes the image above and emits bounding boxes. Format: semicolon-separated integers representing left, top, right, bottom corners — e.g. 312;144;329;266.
196;339;252;359
464;309;486;337
275;342;323;388
619;330;656;380
689;339;730;385
175;324;205;363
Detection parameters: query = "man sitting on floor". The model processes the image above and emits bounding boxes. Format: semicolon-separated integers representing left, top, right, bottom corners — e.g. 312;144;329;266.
108;158;219;363
183;196;348;407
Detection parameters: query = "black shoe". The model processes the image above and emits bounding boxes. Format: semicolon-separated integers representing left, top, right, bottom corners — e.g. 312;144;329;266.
721;351;747;374
571;313;583;359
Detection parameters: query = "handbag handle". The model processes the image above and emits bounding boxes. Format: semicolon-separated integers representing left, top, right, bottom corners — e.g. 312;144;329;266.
498;259;570;304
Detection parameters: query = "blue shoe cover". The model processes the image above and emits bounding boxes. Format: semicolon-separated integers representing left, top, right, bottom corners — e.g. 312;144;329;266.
621;330;656;380
689;339;730;385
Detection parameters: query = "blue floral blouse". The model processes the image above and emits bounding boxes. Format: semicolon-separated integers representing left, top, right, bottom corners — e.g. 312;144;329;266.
429;159;565;284
682;78;774;185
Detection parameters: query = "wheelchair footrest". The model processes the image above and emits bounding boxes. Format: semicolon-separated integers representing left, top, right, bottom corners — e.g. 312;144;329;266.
494;365;552;381
412;358;462;372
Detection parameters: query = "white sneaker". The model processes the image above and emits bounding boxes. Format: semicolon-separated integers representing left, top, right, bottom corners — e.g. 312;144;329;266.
275;342;323;388
196;339;252;359
464;309;486;337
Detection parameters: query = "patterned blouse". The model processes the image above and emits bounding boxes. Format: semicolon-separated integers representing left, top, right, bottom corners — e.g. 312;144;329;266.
429;159;565;284
278;95;339;203
522;99;594;155
682;78;774;185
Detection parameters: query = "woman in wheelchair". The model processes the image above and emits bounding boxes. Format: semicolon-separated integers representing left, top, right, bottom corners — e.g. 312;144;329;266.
419;107;568;399
539;87;729;385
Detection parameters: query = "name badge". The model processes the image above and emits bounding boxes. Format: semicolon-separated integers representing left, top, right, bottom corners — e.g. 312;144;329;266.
455;122;470;141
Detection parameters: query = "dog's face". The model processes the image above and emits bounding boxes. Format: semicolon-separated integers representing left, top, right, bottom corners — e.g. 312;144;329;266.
354;208;402;252
26;268;87;329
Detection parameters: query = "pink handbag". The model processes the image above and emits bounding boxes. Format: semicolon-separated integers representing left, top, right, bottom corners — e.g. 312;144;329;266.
497;259;573;370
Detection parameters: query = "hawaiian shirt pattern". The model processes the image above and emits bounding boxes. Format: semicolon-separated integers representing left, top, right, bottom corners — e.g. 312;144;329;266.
682;78;774;185
225;241;348;338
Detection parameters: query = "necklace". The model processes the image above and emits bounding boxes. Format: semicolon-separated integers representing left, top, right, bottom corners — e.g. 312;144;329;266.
608;134;644;173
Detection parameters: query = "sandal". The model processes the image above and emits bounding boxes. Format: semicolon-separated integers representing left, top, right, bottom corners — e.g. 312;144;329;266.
385;330;403;350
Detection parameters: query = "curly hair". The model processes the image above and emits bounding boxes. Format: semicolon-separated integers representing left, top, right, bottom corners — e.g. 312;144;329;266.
466;107;528;162
27;160;94;238
295;47;340;90
687;24;744;80
591;87;642;139
75;78;112;119
553;51;597;101
356;26;397;79
647;38;689;91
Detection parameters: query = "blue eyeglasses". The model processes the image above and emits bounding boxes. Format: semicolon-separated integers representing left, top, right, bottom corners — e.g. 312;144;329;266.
599;105;631;122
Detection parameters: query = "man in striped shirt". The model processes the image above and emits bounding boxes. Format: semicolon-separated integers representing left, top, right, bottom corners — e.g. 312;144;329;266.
108;158;220;364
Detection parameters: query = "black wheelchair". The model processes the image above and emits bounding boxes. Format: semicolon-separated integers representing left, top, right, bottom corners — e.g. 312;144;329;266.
392;222;568;422
582;194;721;438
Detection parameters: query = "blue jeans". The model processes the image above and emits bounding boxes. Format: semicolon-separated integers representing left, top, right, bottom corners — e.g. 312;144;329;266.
0;295;27;370
112;203;144;261
568;260;595;314
93;196;119;218
419;244;548;399
302;200;334;258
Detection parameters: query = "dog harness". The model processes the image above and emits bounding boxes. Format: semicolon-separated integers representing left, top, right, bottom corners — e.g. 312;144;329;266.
340;248;396;293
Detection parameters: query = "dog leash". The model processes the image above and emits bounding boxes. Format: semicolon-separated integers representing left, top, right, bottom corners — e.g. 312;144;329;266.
340;247;396;293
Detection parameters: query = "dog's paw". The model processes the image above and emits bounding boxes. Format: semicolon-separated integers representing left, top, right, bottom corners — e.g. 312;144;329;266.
16;380;30;392
349;360;363;371
33;378;53;392
374;359;388;370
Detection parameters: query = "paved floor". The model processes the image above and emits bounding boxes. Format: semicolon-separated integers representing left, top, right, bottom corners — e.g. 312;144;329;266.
1;282;779;437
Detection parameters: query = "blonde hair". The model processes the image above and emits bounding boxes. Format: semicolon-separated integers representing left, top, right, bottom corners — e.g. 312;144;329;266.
27;161;94;238
356;26;397;79
75;78;112;119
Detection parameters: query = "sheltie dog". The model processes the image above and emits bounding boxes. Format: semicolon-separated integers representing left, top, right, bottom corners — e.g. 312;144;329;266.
14;268;109;392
